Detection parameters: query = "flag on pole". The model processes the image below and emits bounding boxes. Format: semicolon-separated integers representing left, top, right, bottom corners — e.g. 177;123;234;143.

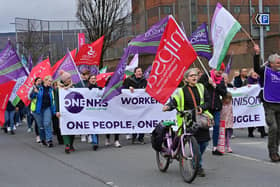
125;54;139;76
27;55;33;72
17;58;51;106
209;3;241;70
0;41;28;84
75;36;104;66
144;65;152;79
225;52;234;74
78;33;86;49
101;17;169;103
189;23;212;60
51;49;77;76
146;16;197;104
0;81;16;126
52;50;83;84
99;66;107;74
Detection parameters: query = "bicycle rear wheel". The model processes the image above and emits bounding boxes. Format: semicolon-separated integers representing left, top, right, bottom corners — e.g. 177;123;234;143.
156;141;170;172
179;136;199;183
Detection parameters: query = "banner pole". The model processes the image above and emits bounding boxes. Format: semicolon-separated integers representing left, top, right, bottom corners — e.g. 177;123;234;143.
241;27;256;46
197;56;210;79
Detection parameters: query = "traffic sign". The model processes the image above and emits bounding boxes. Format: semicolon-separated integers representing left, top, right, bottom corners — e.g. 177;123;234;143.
255;13;270;25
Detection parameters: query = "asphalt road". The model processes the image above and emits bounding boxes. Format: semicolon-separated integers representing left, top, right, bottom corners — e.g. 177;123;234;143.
0;124;279;187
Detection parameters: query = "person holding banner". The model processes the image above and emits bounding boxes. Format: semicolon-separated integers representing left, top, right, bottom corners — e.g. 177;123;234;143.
55;70;76;153
163;68;212;177
253;44;280;162
30;76;58;148
199;63;227;156
124;67;147;144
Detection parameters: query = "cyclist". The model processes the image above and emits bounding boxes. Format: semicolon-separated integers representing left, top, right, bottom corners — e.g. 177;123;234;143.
163;68;212;177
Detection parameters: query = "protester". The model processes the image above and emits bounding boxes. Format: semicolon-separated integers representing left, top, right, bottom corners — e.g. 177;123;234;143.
253;44;280;162
220;92;234;153
28;77;42;143
123;67;147;144
30;75;58;147
88;74;103;150
199;63;227;155
52;81;64;145
222;73;234;88
4;101;17;135
163;68;212;177
55;70;75;153
247;69;268;138
233;68;248;88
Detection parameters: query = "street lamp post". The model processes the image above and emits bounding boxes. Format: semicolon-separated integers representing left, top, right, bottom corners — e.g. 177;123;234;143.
259;0;264;64
9;22;19;55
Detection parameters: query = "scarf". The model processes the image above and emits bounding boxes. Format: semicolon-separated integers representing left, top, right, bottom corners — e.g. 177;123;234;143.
210;69;223;84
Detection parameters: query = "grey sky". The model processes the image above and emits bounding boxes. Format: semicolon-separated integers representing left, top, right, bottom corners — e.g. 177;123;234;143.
0;0;77;33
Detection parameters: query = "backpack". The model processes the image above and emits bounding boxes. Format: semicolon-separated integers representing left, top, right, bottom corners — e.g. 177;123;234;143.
151;124;165;152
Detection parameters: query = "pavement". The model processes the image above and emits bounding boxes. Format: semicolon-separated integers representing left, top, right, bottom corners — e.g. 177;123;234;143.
0;123;280;187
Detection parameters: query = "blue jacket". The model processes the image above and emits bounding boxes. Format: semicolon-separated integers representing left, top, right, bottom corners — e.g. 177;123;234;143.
30;85;56;115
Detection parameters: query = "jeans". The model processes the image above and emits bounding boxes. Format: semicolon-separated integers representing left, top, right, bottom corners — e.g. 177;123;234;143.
198;141;209;168
33;107;53;142
26;107;32;129
14;111;21;124
212;111;221;147
91;134;99;145
5;110;15;130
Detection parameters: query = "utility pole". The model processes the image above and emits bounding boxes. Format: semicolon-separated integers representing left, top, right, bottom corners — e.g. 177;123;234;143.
259;0;264;64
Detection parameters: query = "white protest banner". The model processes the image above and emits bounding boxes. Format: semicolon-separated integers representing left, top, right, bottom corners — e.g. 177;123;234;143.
59;88;176;135
228;85;266;128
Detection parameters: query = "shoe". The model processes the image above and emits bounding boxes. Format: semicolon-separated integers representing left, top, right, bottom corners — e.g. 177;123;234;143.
126;134;132;140
227;147;233;153
41;140;47;146
65;145;70;154
212;149;223;156
132;138;136;144
70;145;75;152
87;135;92;143
261;133;268;138
138;139;146;144
10;130;15;135
47;141;53;148
81;135;86;142
13;126;16;130
197;167;206;177
105;138;110;146
248;134;255;138
27;128;32;133
114;140;121;148
269;153;280;162
2;128;7;133
7;127;11;132
92;145;98;151
36;136;41;143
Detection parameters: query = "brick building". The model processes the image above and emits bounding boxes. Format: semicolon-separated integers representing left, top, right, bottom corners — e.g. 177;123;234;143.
131;0;280;72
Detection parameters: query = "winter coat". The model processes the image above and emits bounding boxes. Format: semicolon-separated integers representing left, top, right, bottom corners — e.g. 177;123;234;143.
123;74;147;89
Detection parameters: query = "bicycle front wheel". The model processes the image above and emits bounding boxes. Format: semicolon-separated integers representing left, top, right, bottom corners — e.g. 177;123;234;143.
179;136;199;183
156;140;170;172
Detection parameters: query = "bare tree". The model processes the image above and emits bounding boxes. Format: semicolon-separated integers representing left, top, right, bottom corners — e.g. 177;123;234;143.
76;0;130;68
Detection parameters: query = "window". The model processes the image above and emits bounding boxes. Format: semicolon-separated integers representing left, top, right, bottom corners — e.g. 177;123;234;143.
233;6;240;14
163;6;172;14
264;7;270;13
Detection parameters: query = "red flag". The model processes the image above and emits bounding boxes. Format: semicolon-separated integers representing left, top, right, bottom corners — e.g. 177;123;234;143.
0;81;16;126
75;36;104;66
96;72;127;88
146;16;197;104
51;49;77;76
78;33;85;49
17;58;52;106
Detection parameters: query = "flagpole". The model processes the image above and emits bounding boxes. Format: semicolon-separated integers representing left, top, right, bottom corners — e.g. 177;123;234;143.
241;27;256;46
197;57;210;79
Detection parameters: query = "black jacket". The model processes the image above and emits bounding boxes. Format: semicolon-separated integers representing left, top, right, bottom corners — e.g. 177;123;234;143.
198;73;227;112
233;75;248;88
6;101;15;111
123;75;147;89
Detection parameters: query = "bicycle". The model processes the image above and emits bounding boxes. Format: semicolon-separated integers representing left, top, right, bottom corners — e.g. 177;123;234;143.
155;109;200;183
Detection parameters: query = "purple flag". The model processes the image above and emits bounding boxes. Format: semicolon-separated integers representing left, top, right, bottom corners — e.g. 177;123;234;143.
144;65;152;79
225;53;233;74
0;41;28;84
189;23;212;60
127;16;168;54
52;50;83;84
78;65;99;75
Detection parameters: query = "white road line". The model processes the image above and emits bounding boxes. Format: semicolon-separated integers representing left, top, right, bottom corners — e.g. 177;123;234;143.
229;153;280;167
